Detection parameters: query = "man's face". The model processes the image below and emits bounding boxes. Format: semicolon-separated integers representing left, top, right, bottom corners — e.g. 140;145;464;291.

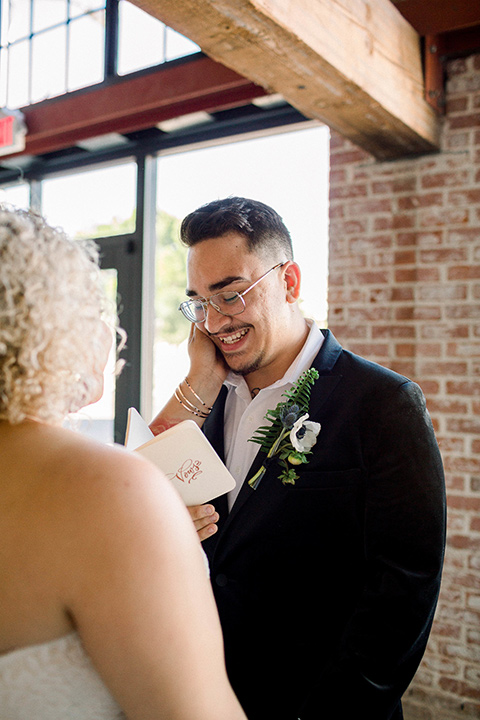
186;232;293;382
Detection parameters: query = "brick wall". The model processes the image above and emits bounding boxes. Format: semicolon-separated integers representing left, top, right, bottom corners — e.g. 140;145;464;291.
328;53;480;719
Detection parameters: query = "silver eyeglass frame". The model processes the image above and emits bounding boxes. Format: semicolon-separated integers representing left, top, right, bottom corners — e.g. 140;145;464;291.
178;261;287;323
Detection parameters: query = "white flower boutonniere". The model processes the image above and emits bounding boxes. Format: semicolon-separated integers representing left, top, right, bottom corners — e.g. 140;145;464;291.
248;368;321;489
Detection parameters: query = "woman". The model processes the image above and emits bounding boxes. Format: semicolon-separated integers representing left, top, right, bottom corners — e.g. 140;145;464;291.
0;206;246;720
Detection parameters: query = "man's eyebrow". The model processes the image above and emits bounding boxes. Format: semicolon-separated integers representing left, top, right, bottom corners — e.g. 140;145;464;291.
185;275;249;297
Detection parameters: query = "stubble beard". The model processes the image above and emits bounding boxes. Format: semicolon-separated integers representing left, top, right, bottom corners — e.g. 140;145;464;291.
224;349;265;378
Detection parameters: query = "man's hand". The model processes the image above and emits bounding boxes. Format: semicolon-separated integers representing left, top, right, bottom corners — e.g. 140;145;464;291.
187;323;229;388
188;504;219;542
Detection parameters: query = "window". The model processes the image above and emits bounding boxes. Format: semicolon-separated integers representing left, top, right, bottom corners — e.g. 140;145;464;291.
41;163;137;238
0;0;199;109
152;125;330;414
0;181;29;208
0;0;106;108
117;0;199;76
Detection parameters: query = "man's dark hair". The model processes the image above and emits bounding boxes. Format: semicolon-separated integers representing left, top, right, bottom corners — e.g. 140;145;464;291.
180;196;294;260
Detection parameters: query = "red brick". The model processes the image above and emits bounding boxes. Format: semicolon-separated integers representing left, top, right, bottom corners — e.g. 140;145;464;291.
329;168;347;184
439;678;480;701
397;193;443;210
471;516;480;532
450;112;480;130
396;306;442;321
446;97;469;113
447;418;480;434
391;287;414;301
420;380;440;395
445;458;480;476
448;228;480;243
396;342;415;357
329;132;347;150
447;381;480;396
448;266;480;280
429;398;468;414
374;214;416;231
394;250;416;264
421;170;470;188
371;177;417;194
395;267;440;282
420;248;468;263
419;207;470;226
329;183;368;199
329;149;367;166
446;305;480;320
347;271;388;286
418;284;467;301
419;361;467;375
421;324;469;339
390;361;415;376
347;343;389;357
449;535;480;551
448;189;480;205
437;437;465;453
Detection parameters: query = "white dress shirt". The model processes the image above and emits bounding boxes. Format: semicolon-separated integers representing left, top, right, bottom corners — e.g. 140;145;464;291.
223;320;324;509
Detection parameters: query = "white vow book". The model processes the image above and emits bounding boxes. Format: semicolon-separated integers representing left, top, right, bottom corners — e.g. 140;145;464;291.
124;408;236;506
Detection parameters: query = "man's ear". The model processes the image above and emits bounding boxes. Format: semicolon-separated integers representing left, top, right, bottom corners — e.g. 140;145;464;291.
284;262;302;303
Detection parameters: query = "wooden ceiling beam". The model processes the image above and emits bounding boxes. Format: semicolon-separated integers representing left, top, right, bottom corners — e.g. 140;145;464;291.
132;0;441;159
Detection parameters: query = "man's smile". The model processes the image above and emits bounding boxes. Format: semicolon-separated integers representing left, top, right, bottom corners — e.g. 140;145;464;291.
218;328;250;346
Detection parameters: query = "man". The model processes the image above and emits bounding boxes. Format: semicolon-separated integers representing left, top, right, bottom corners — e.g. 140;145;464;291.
150;197;446;720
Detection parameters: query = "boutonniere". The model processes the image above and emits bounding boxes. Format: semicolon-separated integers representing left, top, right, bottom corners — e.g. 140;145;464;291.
248;368;320;489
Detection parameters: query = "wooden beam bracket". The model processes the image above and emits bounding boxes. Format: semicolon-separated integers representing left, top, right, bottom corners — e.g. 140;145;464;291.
424;35;446;114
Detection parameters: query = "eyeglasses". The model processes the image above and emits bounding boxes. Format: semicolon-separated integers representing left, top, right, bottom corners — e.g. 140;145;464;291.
178;261;287;323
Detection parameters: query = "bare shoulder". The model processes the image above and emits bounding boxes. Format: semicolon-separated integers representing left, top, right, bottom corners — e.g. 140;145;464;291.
20;423;190;544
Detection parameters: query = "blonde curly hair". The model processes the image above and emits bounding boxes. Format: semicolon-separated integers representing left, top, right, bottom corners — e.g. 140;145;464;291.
0;205;121;424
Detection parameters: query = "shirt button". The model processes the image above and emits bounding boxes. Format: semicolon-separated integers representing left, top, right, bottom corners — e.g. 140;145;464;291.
215;574;228;587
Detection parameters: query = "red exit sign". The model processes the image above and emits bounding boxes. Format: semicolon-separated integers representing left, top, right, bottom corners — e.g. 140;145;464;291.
0;110;26;156
0;115;14;148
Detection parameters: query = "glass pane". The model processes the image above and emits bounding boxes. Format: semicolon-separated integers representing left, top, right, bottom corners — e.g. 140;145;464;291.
165;27;199;62
41;163;137;239
0;48;7;106
33;0;67;33
31;26;67;102
0;1;9;45
68;11;105;91
65;268;118;444
6;2;30;43
0;183;30;209
118;1;165;75
69;0;106;20
152;126;330;411
7;41;29;109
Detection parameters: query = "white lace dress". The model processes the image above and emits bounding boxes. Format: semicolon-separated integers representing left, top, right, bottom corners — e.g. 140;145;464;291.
0;632;126;719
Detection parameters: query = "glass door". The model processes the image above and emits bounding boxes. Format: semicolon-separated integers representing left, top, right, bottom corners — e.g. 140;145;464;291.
41;161;140;444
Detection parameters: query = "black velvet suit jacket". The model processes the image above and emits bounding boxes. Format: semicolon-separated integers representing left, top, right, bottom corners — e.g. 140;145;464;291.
202;330;446;720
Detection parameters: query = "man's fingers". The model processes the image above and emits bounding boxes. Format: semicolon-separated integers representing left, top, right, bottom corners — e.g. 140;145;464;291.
188;504;219;542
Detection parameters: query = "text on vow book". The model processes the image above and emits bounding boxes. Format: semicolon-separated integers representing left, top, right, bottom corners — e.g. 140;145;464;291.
124;408;236;505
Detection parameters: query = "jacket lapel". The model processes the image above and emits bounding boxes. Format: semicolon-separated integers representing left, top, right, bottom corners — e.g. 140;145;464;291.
203;330;345;558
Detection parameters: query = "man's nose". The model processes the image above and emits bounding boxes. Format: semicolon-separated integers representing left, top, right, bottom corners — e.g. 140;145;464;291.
203;302;230;334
